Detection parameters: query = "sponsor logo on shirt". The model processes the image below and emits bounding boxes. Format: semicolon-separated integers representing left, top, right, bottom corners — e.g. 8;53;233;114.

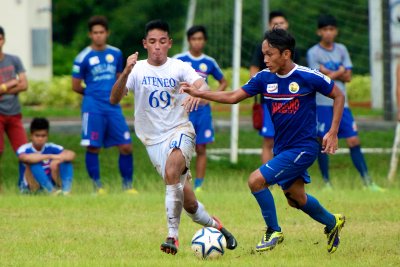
106;54;114;63
272;99;300;114
289;82;299;93
267;83;278;93
89;56;100;66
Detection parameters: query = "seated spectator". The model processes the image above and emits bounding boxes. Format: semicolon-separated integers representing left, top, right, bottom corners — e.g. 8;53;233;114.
17;118;75;195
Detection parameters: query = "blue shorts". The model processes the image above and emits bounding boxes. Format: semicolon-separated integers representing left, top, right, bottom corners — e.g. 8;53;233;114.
317;106;358;138
259;103;275;138
189;104;214;145
259;145;318;190
80;111;131;148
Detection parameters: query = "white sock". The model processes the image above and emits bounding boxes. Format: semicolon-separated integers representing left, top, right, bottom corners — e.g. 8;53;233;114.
165;183;184;238
186;201;218;228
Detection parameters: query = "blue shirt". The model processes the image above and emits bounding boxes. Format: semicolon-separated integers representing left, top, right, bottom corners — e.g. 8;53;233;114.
307;43;352;107
242;65;334;154
72;45;123;113
17;142;64;178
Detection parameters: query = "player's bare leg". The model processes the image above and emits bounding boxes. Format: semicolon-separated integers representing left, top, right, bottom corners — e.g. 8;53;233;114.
160;148;186;255
194;144;206;191
261;137;274;164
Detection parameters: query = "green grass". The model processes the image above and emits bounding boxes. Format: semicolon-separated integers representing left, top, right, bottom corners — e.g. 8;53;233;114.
1;130;400;266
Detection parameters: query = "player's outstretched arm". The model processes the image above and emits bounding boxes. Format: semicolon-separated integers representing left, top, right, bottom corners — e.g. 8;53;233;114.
110;52;138;104
321;84;345;154
180;82;248;104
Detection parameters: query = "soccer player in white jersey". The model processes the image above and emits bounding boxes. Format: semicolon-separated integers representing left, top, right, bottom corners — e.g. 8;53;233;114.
174;25;228;192
110;20;237;255
182;28;346;254
307;14;384;191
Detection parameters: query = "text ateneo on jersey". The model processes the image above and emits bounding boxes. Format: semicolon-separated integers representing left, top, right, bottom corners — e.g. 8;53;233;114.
141;76;178;88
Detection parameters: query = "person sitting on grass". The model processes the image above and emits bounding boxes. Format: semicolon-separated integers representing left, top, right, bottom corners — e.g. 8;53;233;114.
17;118;75;195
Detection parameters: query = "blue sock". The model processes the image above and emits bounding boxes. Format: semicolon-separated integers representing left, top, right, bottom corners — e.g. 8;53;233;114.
60;162;73;192
252;188;281;232
300;194;336;231
85;151;101;187
119;153;133;189
194;178;204;189
350;145;371;185
30;163;54;192
317;150;330;183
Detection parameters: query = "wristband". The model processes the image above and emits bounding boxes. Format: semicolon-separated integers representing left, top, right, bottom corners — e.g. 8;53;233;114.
0;83;7;92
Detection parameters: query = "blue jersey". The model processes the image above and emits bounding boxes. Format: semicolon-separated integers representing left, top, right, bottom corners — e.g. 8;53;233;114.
174;52;224;83
17;142;64;178
72;45;124;113
307;43;352;107
242;65;334;155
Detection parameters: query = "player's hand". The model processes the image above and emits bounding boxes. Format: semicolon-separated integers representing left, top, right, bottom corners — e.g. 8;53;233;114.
182;95;200;112
179;82;199;97
321;131;338;154
124;52;138;74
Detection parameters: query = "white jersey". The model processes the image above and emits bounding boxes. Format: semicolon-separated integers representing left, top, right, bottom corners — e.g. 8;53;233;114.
126;57;202;145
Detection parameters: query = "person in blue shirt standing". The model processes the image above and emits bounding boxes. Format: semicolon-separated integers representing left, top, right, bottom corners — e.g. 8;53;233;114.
181;28;346;254
307;14;384;192
17;118;75;195
72;16;136;194
174;25;227;192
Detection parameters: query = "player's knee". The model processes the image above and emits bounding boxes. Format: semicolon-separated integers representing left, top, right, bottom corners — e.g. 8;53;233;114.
87;146;100;154
164;167;180;185
195;145;206;155
284;192;302;209
119;144;132;154
184;200;198;214
248;171;265;192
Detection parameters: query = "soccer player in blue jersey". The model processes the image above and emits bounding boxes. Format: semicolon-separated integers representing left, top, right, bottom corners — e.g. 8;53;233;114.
307;14;384;191
174;25;228;192
72;16;136;194
182;28;346;253
17;118;75;195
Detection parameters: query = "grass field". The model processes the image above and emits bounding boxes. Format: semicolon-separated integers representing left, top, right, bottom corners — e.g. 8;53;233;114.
1;129;400;266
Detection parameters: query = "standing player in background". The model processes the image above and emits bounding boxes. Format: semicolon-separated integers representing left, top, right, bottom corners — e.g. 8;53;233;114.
249;11;301;165
174;25;228;192
182;28;346;254
307;14;384;191
72;16;136;194
110;20;237;255
0;26;28;190
17;118;75;195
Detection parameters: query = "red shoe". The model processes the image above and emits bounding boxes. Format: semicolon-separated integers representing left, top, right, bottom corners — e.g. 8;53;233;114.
212;216;238;250
160;237;179;255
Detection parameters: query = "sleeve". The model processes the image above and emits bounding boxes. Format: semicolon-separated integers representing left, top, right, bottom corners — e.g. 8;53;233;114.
241;73;264;96
49;143;64;154
181;61;202;84
116;50;124;74
12;56;26;74
16;145;27;156
210;59;224;81
72;56;85;80
341;45;353;70
309;69;335;96
307;47;320;70
250;44;266;70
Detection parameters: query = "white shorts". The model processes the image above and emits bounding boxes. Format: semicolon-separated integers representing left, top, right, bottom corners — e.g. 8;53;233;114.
146;123;196;182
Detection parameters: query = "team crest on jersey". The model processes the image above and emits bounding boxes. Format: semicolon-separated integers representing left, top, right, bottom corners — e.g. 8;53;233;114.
199;63;208;72
267;83;278;93
89;56;100;65
106;54;115;63
289;82;299;93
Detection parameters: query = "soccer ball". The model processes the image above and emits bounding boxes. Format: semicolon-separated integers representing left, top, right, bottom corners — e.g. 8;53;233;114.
191;227;226;260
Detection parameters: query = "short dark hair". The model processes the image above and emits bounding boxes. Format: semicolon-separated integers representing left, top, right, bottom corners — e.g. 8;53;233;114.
30;118;49;133
186;25;207;40
264;28;296;60
318;14;337;29
145;19;170;37
0;26;4;37
88;15;109;32
269;11;287;23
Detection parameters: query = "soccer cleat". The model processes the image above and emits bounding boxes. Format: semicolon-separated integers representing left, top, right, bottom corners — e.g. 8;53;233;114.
96;188;107;195
160;237;179;255
325;214;345;254
124;188;139;195
212;216;238;250
366;182;386;192
255;228;284;252
194;186;203;193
